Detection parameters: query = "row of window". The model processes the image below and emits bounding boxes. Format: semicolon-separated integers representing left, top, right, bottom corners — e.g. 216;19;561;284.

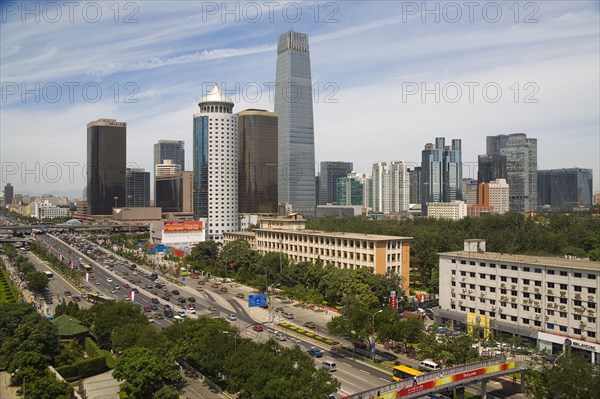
452;259;597;279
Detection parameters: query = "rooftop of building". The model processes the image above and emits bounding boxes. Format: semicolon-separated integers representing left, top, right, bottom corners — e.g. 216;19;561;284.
225;231;257;237
200;84;233;104
439;250;600;271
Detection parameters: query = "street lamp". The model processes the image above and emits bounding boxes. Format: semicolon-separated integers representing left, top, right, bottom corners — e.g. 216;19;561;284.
361;309;383;362
223;330;240;351
113;196;118;209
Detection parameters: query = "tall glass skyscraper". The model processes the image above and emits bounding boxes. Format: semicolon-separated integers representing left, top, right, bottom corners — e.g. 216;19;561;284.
126;168;150;207
318;161;353;205
275;30;316;216
193;84;238;241
421;137;462;215
87;118;126;215
538;168;593;211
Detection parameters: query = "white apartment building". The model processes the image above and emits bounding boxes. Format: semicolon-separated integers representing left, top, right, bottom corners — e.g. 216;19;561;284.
438;239;600;364
371;161;409;214
488;178;510;214
427;200;467;220
31;201;69;219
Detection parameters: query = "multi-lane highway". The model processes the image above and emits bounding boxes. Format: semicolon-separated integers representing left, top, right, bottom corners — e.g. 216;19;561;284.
31;232;394;397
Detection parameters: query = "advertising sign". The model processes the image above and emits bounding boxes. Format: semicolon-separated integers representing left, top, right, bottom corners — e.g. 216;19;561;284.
164;221;203;232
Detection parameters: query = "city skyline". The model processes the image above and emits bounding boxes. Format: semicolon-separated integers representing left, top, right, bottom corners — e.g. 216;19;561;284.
1;1;598;196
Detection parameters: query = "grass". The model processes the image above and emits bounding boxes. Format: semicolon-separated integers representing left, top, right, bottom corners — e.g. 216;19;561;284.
0;270;19;304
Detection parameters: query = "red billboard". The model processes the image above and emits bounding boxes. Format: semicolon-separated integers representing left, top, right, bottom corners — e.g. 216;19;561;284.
164;221;203;232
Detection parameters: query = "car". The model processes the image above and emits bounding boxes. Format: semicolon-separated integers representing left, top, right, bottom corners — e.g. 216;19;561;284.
211;283;219;288
110;289;117;294
71;296;81;302
151;304;158;310
173;315;183;321
282;312;294;319
106;278;113;283
164;310;174;318
274;332;286;341
187;297;196;302
64;290;72;296
123;284;130;288
227;314;237;321
197;281;205;285
178;298;186;304
275;307;284;312
147;316;155;323
131;288;139;293
114;285;120;290
220;287;228;293
236;293;245;298
154;312;164;319
208;305;216;311
196;286;203;291
161;296;170;302
307;348;323;357
172;290;180;295
124;295;131;301
188;303;196;309
252;325;264;332
95;281;101;285
186;308;196;314
151;298;159;304
304;321;316;329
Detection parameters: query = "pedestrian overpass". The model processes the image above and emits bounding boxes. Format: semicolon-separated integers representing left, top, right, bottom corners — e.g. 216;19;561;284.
344;358;527;399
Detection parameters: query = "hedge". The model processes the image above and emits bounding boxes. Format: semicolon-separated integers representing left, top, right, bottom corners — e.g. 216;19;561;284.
55;356;108;380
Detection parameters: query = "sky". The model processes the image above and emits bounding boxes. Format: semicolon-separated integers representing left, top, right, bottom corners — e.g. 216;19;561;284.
1;0;599;198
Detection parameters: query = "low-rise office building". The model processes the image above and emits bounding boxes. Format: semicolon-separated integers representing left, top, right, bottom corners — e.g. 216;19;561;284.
438;239;600;364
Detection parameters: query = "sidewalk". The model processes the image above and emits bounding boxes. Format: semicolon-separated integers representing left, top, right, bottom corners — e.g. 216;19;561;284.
0;371;20;399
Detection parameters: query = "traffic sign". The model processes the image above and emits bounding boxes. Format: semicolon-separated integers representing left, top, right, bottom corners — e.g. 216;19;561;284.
248;294;267;307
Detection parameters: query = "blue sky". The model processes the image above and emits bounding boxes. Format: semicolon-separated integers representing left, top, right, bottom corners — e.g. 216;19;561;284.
1;0;599;197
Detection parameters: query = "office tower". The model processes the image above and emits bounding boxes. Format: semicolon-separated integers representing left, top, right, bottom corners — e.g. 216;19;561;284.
155;171;193;213
421;137;463;214
444;139;462;202
337;173;365;206
86;118;126;215
238;109;278;214
274;30;316;216
371;161;409;213
462;179;479;206
3;183;14;206
193;84;238;241
318;162;353;205
479;133;537;212
155;159;181;177
408;167;421;204
363;176;373;210
126;168;150;207
537;168;593;211
477;178;510;214
154;140;185;171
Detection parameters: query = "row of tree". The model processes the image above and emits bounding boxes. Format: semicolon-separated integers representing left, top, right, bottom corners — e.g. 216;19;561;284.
0;303;73;398
2;244;49;292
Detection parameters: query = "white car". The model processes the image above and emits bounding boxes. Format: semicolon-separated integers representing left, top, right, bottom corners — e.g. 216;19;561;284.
274;332;286;341
186;308;196;314
226;314;237;321
173;315;183;320
106;278;113;283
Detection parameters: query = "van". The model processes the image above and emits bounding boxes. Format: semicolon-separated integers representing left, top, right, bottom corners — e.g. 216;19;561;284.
282;312;294;319
419;360;440;372
322;360;337;372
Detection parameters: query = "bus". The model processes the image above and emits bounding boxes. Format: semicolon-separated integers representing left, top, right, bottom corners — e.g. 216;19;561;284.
44;271;54;280
82;264;93;273
83;292;109;303
392;365;423;381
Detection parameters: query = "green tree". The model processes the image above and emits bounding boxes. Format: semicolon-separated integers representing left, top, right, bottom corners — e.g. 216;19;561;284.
24;270;49;292
112;323;171;353
220;239;260;275
91;301;148;349
327;301;381;350
186;240;219;265
378;317;423;352
22;375;73;399
113;347;181;399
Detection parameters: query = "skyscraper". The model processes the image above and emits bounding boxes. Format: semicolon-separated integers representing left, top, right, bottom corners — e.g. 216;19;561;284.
126;168;150;207
154;140;185;171
408;167;421;205
318;161;353;205
3;183;14;206
421;137;463;215
155;160;181;177
537;168;593;211
275;30;316;216
87;118;126;215
337;173;365;206
193;84;238;241
238;109;278;214
156;171;193;213
479;133;537;212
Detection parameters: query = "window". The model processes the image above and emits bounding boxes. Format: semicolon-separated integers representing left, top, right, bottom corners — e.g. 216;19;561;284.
560;271;568;276
588;317;596;323
511;316;517;322
574;286;582;292
559;312;567;318
523;267;530;272
511;277;518;283
547;269;555;275
559;325;567;332
500;264;507;269
480;262;486;266
589;302;596;309
589;331;596;338
535;294;542;300
573;328;582;335
479;273;486;279
451;270;456;275
588;274;597;280
523;305;530;311
461;260;466;264
523;279;530;285
560;284;567;290
589;288;597;294
522;318;529;324
547;282;555;288
501;276;507;282
470;272;476;277
574;272;582;278
524;292;530;298
534;281;542;287
574;300;582;306
490;263;496;268
535;268;542;273
547;309;554;316
460;271;466;276
490;287;496;293
560;298;567;304
511;303;517;309
490;275;496;281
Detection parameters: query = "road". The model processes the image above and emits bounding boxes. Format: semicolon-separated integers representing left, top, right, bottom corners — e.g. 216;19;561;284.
34;232;394;397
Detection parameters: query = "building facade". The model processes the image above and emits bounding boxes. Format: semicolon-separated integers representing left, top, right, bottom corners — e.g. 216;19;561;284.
31;201;69;219
126;168;150;207
427;201;467;220
154;140;185;171
318;161;353;205
408;167;422;205
155;171;193;213
537;168;593;211
149;221;206;247
86;118;127;215
193;84;238;241
155;159;181;177
421;138;462;215
438;239;600;364
478;178;510;214
274;30;316;217
238;109;278;214
371;161;409;214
